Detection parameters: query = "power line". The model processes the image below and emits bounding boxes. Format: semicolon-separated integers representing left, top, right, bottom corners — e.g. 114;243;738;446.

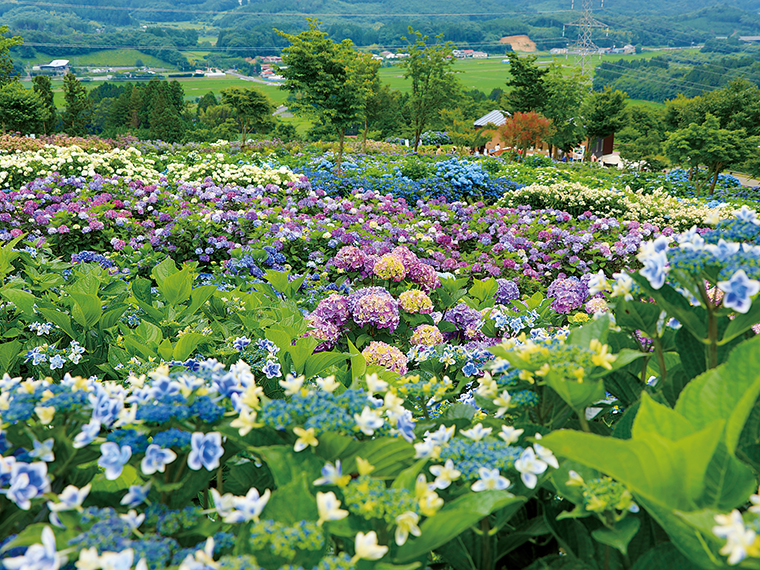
598;60;754;91
593;62;726;94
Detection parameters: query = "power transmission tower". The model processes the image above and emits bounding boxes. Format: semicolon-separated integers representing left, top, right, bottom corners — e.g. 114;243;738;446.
565;0;609;83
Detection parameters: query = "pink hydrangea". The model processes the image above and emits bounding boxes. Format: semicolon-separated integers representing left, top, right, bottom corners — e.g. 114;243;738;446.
312;293;350;326
333;246;366;271
408;262;441;292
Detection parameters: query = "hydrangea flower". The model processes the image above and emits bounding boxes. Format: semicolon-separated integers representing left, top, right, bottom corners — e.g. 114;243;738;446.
362;341;408;375
187;432;224;471
98;442;132;480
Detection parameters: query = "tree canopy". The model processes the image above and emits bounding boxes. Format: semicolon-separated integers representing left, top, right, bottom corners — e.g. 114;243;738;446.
277;19;379;172
398;28;460;152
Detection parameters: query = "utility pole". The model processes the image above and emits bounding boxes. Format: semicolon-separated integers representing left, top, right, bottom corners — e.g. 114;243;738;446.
565;0;609;83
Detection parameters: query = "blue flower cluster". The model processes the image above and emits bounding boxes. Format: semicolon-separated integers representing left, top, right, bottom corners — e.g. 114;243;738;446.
439;438;524;479
249;519;324;559
259;389;390;437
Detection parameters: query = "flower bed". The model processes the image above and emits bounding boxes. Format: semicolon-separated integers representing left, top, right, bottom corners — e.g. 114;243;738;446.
0;139;759;570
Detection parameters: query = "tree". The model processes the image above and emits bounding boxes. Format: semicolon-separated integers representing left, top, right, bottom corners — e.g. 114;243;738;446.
61;72;93;136
542;68;586;157
32;75;56;134
664;113;753;196
499;111;554;160
149;91;184;142
220;86;275;146
617;104;667;170
197;92;218;116
0;82;45;134
503;53;549;114
277;19;379;173
439;108;492;153
0;26;23;86
581;87;628;161
398;28;460;152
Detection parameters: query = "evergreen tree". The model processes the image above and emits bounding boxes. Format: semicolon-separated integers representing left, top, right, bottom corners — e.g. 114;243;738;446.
149;91;184;142
61;72;92;136
32;75;56;134
197;92;218;117
503;53;549;114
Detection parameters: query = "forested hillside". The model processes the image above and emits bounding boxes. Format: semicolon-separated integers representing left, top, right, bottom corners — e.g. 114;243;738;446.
1;0;760;57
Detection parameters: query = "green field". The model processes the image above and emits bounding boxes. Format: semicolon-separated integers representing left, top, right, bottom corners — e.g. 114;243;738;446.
20;50;175;69
378;48;704;94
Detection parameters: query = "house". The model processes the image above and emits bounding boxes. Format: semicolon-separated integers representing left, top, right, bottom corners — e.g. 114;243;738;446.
474;110;511;154
472;51;488;59
37;59;70;75
550;48;569;55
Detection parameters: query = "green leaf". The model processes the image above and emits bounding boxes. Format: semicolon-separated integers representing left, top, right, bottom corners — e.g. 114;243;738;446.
629;542;695;570
100;303;128;329
265;269;291;295
543;371;606;413
160;267;193;306
70;293;102;328
0;287;37;316
151;257;179;284
540;423;724;511
347;338;366;382
631;274;707;340
468;278;498;303
720;300;760;344
37;307;77;340
614;299;662;336
591;517;640;555
631;394;694;441
158;338;174;361
567;314;610;347
173;332;206;361
395;491;523;563
303;351;348;379
675;335;760;453
0;340;21;372
132;276;154;305
253;445;324;487
391;458;429;490
179;285;216;318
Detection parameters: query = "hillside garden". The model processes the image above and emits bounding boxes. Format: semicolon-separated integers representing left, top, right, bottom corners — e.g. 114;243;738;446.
0;136;759;570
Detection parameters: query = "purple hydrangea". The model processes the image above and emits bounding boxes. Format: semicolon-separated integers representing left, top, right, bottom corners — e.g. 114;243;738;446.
547;276;588;314
311;294;350;326
494;279;520;304
348;287;400;332
442;303;485;342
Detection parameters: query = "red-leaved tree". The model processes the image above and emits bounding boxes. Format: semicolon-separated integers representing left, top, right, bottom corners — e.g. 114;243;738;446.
499;111;554;160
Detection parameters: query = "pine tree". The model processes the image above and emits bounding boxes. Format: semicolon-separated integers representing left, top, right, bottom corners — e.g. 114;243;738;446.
149;91;184;142
32;75;56;134
61;72;92;136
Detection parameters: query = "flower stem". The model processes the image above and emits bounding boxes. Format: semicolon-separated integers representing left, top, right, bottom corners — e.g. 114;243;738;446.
652;336;667;385
480;517;493;570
